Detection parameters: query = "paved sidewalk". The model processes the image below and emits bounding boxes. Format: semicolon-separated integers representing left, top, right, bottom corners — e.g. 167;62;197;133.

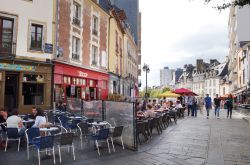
1;109;250;165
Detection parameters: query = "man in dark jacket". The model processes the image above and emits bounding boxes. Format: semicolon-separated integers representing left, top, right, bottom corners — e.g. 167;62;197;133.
214;94;221;119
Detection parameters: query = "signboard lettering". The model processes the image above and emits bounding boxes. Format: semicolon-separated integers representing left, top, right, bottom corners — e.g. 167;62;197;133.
78;71;88;78
0;63;36;71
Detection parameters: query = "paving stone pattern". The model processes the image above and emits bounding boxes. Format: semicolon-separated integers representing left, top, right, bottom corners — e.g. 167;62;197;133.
1;109;250;165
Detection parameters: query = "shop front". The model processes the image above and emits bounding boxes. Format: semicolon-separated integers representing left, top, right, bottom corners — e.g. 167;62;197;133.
0;61;52;114
54;62;108;103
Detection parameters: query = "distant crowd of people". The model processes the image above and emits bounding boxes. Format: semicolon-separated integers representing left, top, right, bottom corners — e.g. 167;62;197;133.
136;93;235;120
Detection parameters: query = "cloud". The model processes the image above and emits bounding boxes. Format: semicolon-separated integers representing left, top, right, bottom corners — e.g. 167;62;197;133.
139;0;229;87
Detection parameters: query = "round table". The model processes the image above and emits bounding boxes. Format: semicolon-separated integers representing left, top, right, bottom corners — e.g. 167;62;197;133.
40;127;59;132
91;121;108;127
22;119;35;127
68;116;82;120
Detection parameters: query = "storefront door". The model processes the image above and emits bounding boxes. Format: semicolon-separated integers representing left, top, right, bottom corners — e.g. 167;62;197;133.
4;72;19;109
89;87;96;100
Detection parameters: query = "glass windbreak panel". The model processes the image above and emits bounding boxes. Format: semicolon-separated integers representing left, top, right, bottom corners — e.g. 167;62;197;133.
23;83;44;105
105;101;136;150
83;100;102;121
66;97;81;113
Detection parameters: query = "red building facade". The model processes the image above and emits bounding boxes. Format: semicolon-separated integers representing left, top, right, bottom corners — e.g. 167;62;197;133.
55;0;109;102
54;62;108;101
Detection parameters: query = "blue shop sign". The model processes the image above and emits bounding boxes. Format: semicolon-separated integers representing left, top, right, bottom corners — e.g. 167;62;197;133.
0;63;36;71
44;43;53;54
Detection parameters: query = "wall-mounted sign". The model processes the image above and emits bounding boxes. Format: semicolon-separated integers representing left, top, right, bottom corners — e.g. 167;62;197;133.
78;71;88;78
44;43;53;54
57;47;63;57
0;63;36;71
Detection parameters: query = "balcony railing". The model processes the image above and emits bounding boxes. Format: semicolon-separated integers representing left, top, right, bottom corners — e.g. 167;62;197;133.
72;53;80;60
73;17;80;26
91;60;97;66
92;29;98;36
0;42;16;58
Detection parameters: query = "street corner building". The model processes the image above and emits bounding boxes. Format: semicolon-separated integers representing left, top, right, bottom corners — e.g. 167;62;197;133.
54;0;110;102
0;0;54;113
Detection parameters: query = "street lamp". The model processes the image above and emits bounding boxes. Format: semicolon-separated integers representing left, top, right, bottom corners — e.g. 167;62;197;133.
143;63;150;99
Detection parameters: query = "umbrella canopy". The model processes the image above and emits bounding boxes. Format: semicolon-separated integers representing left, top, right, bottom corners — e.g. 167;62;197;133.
172;88;198;96
159;91;180;98
220;94;236;99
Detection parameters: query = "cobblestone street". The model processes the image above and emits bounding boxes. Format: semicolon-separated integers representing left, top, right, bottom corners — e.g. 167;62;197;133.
1;109;250;165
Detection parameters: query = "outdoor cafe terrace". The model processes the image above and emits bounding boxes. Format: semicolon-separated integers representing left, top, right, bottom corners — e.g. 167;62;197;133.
0;99;185;165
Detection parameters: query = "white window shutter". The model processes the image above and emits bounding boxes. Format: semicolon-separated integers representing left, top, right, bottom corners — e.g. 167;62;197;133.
101;51;107;68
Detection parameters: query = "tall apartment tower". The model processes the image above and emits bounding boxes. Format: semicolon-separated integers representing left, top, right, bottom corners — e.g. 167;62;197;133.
160;67;174;87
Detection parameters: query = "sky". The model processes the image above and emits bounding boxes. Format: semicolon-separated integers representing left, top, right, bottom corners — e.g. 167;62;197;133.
139;0;230;88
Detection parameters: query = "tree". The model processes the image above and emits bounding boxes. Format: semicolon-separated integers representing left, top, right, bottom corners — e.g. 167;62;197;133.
205;0;250;10
162;87;171;93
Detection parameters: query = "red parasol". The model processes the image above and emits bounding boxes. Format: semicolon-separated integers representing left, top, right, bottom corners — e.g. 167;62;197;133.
172;88;198;96
220;94;236;99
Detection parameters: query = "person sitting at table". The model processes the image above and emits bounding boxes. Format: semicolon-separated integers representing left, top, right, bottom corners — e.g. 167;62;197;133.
0;108;8;131
168;101;175;109
144;104;156;118
175;100;183;109
32;108;46;128
6;109;26;137
29;107;37;119
57;100;66;112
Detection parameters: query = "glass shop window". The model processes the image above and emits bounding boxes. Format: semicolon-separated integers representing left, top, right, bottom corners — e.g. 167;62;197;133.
23;83;44;105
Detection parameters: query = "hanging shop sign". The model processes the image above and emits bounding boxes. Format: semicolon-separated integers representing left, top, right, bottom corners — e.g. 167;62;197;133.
0;63;36;71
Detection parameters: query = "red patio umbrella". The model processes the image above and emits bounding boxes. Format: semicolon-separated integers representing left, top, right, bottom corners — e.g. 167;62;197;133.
220;94;236;99
172;88;198;96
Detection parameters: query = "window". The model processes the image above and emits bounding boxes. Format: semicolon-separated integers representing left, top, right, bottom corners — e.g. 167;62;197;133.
30;24;43;50
115;31;118;53
92;45;98;66
243;69;245;84
23;83;44;105
213;79;216;86
73;2;81;26
63;76;71;84
0;17;14;54
92;16;98;36
72;36;80;60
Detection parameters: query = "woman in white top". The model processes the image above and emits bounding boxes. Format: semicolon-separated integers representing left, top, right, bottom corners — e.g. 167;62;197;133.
32;108;46;128
175;100;183;109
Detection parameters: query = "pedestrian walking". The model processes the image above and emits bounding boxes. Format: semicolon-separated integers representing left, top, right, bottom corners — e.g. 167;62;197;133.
191;97;197;117
204;94;212;119
214;94;221;119
226;94;233;118
187;95;193;116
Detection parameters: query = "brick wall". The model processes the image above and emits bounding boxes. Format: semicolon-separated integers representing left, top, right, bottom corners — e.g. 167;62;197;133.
82;0;91;66
99;13;108;69
58;0;71;61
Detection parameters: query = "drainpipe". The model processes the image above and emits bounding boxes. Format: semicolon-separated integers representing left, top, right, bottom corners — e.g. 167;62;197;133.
51;0;60;111
107;9;113;95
